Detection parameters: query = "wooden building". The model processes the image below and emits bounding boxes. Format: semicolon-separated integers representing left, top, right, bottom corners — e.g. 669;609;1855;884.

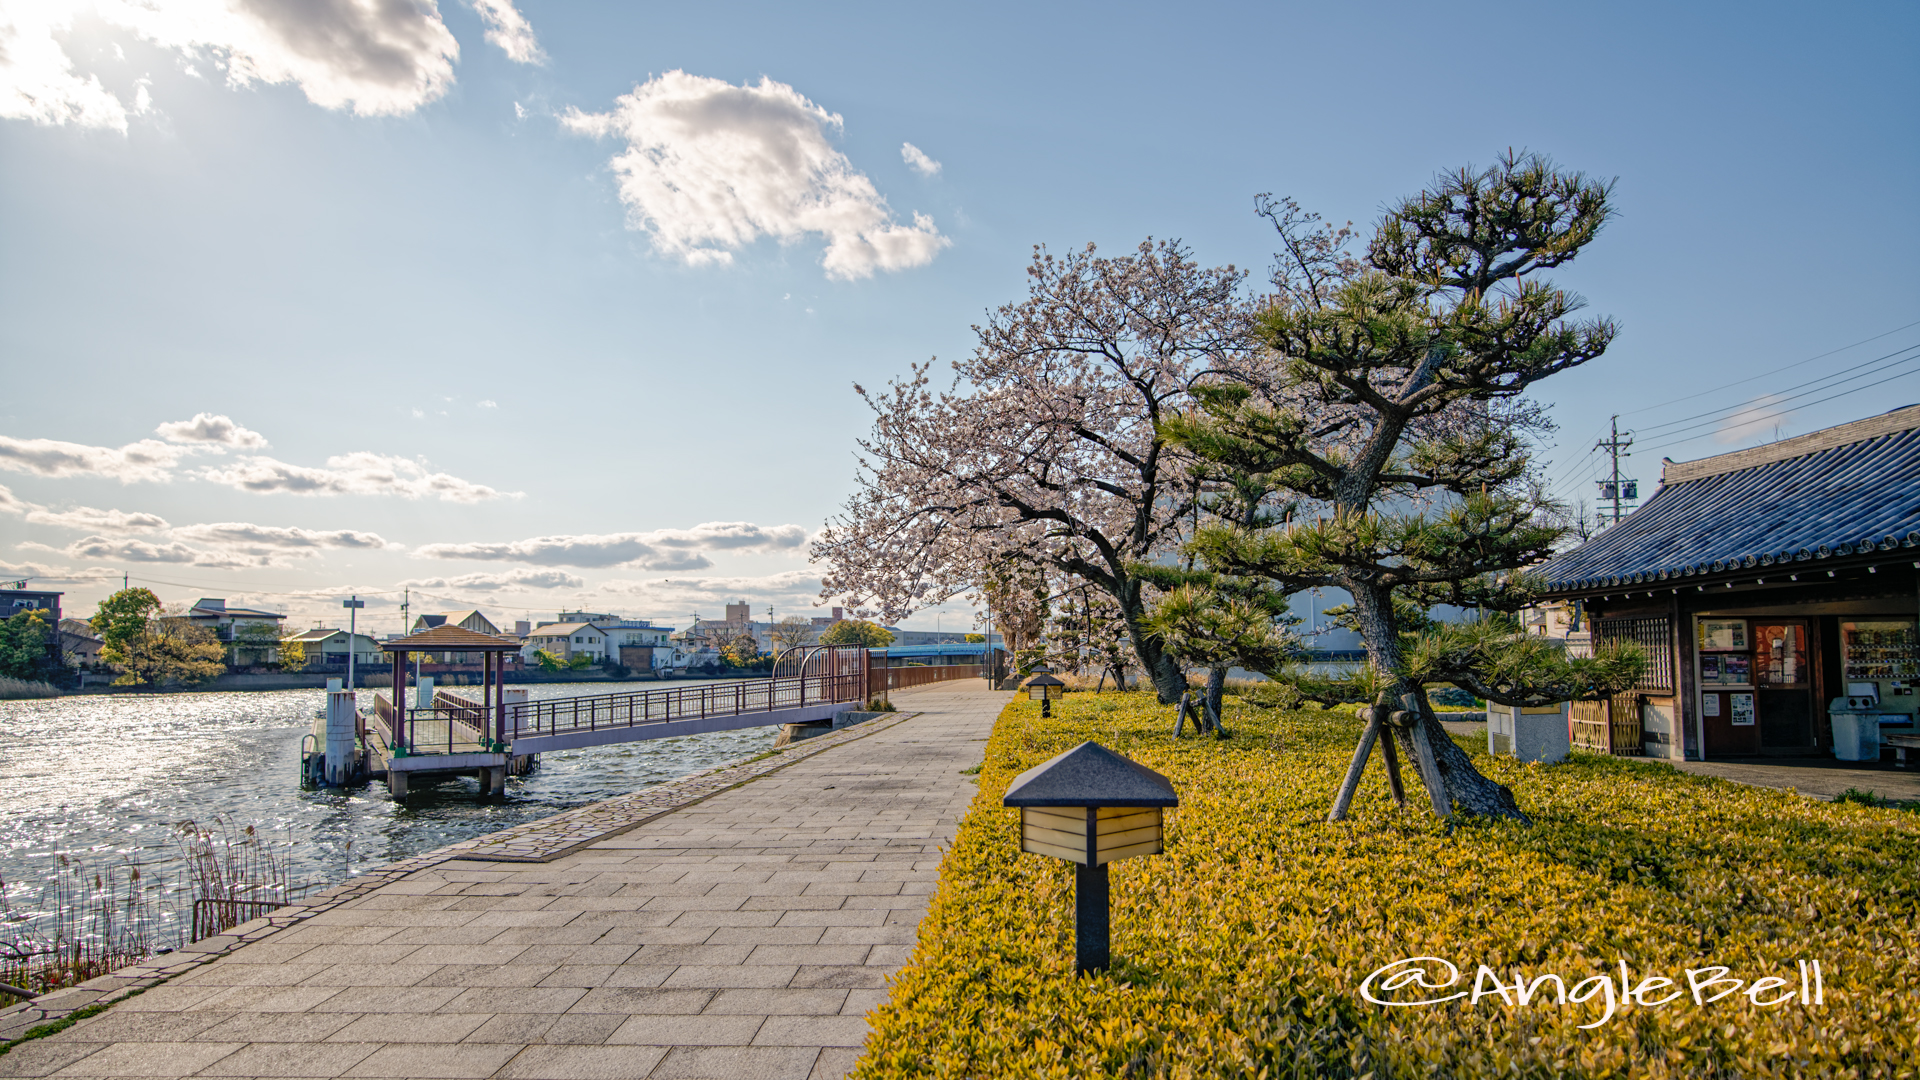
1535;406;1920;762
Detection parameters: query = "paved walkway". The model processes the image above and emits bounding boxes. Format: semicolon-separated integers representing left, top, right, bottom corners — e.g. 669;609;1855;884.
1439;717;1920;802
2;683;1008;1080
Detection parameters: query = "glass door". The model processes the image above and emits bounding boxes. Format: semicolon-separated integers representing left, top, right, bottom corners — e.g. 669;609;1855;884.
1752;621;1812;750
1697;618;1757;756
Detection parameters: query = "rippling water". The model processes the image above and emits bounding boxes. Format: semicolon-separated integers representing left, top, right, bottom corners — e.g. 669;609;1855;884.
0;681;777;946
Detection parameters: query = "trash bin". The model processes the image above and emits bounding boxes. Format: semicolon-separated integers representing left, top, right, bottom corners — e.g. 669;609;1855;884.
1829;700;1881;761
1490;702;1570;763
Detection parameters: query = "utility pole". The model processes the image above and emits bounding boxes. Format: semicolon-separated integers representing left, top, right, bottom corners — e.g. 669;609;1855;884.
1595;416;1639;527
343;595;365;690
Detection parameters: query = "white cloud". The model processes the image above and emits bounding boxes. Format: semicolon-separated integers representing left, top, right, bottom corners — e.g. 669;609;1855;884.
0;435;184;483
1;0;463;131
26;506;171;533
470;0;543;64
38;535;255;568
563;70;950;280
478;399;498;409
0;484;35;516
415;521;808;569
900;142;940;177
1713;394;1794;445
0;486;168;532
155;412;268;447
0;3;133;130
198;452;514;502
597;569;826;610
401;568;584;591
172;521;392;550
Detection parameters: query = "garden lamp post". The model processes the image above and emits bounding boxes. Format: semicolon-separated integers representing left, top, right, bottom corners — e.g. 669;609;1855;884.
1027;670;1065;718
1002;741;1178;974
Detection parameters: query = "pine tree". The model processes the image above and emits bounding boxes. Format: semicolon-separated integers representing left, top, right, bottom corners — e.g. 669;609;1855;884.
1164;153;1643;821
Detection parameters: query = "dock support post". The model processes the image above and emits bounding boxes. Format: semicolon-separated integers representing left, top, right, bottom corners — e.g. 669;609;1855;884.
477;765;506;798
387;769;409;802
324;690;358;786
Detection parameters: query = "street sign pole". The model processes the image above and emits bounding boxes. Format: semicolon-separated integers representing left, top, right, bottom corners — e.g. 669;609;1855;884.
343;596;365;690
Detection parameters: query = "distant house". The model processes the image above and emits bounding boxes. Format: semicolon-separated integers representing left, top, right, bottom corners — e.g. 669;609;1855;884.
412;610;501;635
57;618;103;666
1;587;63;626
284;628;383;670
185;598;287;666
523;622;610;663
409;611;503;663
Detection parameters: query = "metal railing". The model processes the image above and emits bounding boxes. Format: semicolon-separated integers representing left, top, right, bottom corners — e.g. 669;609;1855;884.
373;691;494;756
192;897;287;940
869;663;985;694
508;645;868;740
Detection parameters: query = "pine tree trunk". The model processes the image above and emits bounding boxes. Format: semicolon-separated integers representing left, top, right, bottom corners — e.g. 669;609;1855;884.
1334;583;1529;823
1205;665;1228;733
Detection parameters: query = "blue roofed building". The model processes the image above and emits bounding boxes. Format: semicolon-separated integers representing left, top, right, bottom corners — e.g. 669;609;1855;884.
1534;405;1920;763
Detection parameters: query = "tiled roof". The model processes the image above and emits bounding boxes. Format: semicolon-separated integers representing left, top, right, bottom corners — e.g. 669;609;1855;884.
1538;406;1920;594
381;626;521;651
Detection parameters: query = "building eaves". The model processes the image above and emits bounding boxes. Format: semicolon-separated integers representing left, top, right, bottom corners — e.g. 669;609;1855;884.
1538;416;1920;595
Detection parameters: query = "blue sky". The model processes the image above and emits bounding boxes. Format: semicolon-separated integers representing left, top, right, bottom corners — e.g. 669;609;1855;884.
2;0;1916;635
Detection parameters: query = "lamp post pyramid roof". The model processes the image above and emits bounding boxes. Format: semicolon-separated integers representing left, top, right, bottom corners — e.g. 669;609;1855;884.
1002;741;1179;808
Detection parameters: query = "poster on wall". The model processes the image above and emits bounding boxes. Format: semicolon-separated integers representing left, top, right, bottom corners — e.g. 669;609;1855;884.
1730;692;1756;726
1701;655;1721;683
1700;620;1749;651
1722;654;1751;685
1704;695;1721;717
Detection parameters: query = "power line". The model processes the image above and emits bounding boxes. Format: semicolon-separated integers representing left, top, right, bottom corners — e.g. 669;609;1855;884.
1629;341;1920;438
1618;317;1920;418
1541;318;1920;491
1632;364;1920;458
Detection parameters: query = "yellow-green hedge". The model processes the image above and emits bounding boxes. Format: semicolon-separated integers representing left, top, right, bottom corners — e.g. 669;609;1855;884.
856;694;1918;1078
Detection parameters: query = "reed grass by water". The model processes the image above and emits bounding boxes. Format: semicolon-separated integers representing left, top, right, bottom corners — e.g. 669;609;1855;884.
0;676;58;700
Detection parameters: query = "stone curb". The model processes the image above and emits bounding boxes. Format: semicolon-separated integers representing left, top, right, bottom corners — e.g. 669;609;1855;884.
0;708;921;1043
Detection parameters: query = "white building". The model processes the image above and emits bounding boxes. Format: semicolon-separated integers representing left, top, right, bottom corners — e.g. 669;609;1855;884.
284;628;383;670
522;620;683;671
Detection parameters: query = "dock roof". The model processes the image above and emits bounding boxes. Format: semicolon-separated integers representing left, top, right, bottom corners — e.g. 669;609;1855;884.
1538;404;1920;594
381;626;521;652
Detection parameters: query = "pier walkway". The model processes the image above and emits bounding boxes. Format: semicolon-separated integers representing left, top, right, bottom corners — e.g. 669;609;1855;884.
1;682;1009;1080
343;640;995;799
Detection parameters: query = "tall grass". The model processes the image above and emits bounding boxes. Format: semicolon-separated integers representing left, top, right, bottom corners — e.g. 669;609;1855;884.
0;818;300;1005
0;855;169;1005
175;817;295;939
0;676;59;700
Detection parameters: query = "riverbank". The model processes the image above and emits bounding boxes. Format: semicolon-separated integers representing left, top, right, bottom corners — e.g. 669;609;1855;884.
0;683;1008;1080
0;682;791;959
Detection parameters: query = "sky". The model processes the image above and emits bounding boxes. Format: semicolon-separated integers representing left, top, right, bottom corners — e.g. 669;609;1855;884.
2;0;1916;637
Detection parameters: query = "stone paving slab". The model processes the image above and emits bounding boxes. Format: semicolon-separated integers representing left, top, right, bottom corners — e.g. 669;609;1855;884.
2;683;1007;1079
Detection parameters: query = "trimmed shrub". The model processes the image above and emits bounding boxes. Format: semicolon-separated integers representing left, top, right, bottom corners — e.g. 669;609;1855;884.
856;692;1917;1078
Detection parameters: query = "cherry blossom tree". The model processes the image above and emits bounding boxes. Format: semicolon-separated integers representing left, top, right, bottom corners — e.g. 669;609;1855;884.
815;240;1254;703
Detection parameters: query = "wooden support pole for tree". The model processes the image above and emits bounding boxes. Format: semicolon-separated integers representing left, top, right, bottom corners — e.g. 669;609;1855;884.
1409;717;1452;818
1379;726;1407;807
1327;707;1381;822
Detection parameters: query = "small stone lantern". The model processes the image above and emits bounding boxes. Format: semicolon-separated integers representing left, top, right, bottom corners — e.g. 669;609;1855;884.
1026;670;1065;718
1003;741;1178;973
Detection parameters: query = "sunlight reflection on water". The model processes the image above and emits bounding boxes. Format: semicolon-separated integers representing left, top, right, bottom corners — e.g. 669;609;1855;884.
0;681;776;943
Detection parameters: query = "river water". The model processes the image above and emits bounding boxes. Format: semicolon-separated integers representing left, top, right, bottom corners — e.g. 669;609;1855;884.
0;681;777;949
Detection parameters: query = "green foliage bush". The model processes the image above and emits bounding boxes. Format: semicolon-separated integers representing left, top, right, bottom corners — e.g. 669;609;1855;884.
857;693;1918;1077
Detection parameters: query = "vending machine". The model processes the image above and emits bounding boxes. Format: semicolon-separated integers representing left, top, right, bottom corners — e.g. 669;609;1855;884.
1839;620;1919;738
